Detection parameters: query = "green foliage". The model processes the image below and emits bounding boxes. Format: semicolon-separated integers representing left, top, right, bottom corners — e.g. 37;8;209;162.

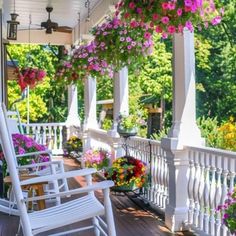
195;0;236;120
197;116;220;147
102;118;113;131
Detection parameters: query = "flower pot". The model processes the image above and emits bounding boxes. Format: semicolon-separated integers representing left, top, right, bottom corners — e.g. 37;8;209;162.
111;183;139;192
117;125;138;137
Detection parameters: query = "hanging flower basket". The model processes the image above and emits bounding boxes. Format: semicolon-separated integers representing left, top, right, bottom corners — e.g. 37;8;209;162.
116;0;223;38
92;17;154;72
56;42;113;83
15;67;46;91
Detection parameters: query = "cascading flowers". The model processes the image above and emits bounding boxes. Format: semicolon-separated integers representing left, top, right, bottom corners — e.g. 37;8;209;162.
116;0;223;39
56;42;113;83
92;17;154;71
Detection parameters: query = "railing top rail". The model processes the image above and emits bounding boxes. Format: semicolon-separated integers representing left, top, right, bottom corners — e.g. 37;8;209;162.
23;122;66;127
186;145;236;159
129;136;161;145
88;128;108;135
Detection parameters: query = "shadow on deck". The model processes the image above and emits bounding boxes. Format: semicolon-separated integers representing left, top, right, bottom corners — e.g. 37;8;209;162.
0;158;195;236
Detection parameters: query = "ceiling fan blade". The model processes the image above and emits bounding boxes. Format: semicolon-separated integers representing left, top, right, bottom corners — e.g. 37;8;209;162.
54;26;72;33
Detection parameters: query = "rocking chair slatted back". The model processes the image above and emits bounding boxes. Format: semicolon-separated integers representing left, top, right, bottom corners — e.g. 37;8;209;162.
0;105;33;235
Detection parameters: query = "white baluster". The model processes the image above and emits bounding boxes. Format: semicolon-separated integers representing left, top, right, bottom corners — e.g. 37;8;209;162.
209;165;216;235
203;154;210;234
42;126;47;146
215;166;222;236
188;151;195;225
198;153;205;231
53;126;58;150
59;126;63;150
48;126;52;149
193;152;200;227
163;154;168;209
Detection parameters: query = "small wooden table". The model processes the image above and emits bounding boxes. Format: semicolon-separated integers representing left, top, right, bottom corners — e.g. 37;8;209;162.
4;175;47;210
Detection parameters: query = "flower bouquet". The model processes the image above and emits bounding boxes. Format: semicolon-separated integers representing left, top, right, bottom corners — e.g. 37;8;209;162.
104;156;147;192
116;0;223;39
216;188;236;234
0;133;49;176
83;148;111;171
92;17;153;71
15;67;46;91
63;136;83;157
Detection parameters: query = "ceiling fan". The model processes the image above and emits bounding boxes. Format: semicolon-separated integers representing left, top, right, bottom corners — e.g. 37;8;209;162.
41;6;72;34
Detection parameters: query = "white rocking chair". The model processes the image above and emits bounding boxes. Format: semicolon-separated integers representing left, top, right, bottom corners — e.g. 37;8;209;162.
0;104;116;236
0;104;69;214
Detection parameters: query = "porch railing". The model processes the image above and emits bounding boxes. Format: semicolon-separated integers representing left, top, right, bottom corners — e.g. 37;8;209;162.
126;137;168;212
186;145;236;236
87;129;169;213
23;122;66;155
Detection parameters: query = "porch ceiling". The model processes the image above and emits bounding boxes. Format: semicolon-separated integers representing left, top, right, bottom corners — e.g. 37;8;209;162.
2;0;117;45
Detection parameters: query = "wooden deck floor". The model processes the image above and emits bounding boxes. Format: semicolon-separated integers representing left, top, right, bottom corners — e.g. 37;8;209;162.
0;158;194;236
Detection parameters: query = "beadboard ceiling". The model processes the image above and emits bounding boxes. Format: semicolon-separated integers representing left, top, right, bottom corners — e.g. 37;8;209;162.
2;0;102;31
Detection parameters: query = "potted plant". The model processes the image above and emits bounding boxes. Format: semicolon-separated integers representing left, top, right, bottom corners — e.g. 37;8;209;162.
216;187;236;235
117;113;146;137
63;136;83;158
83;148;111;171
104;156;147;192
116;0;223;39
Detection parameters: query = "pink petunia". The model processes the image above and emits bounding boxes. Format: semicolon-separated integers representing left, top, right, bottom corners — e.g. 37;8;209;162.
177;8;183;16
136;8;142;14
211;16;221;25
155;25;163;33
152;13;159;21
185;20;194;32
129;2;135;9
161;16;169;24
144;32;151;39
167;25;176;34
162;2;169;10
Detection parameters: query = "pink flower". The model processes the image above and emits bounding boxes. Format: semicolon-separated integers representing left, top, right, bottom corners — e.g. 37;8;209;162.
127;45;132;50
211;16;221;25
152;13;159;21
185;20;194;32
162;32;168;39
161;16;169;25
144;32;151;39
136;8;142;14
155;25;163;33
168;3;176;10
177;8;183;16
130;21;138;28
129;2;135;9
167;25;176;34
162;2;169;10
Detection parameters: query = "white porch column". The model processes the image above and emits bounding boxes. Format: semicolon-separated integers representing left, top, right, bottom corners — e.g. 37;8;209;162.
108;67;129;158
161;30;204;231
109;67;129;137
84;76;98;130
66;84;81;138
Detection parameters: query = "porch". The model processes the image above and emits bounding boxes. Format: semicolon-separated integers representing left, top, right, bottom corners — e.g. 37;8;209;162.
0;158;194;236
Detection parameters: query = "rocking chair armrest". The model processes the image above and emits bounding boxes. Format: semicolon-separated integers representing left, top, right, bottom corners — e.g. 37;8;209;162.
17;160;63;169
24;180;114;203
20;168;97;186
16;150;52;158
